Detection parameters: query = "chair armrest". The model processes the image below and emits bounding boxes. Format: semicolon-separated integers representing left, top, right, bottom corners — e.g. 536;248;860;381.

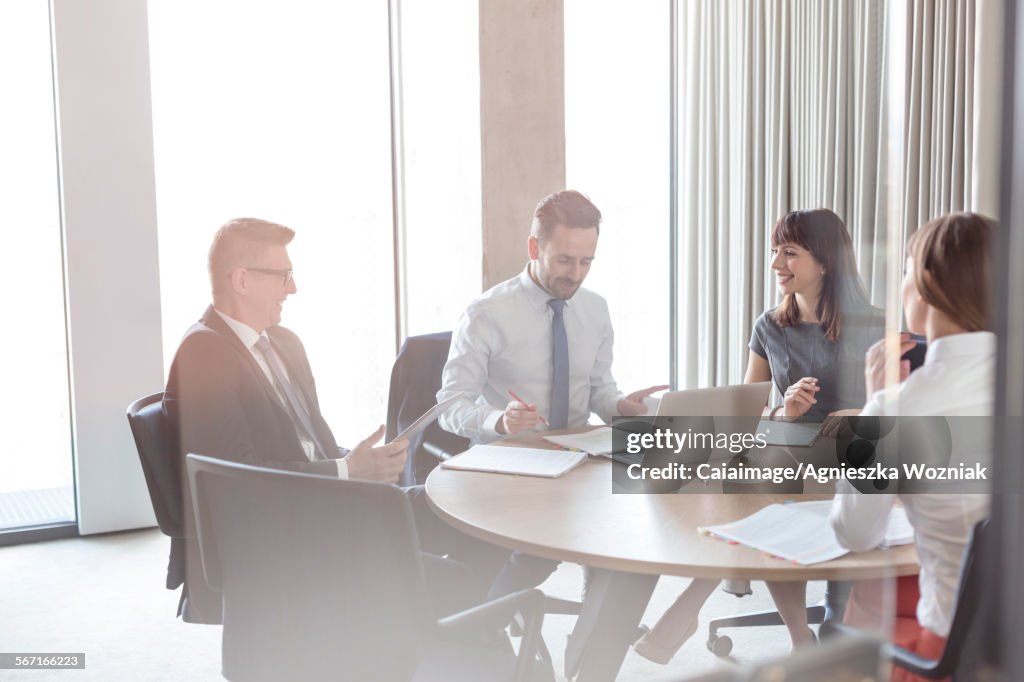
435;588;544;637
882;642;947;679
832;624;944;679
422;441;455;461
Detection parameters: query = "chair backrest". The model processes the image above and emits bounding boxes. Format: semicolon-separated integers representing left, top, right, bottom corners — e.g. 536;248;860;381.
937;517;990;677
127;392;184;537
186;454;432;681
386;331;470;485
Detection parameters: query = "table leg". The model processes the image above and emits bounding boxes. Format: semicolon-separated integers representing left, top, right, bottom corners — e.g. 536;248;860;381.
564;569;659;681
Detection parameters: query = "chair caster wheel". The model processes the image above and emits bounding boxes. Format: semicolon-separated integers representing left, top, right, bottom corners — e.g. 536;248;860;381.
707;634;732;657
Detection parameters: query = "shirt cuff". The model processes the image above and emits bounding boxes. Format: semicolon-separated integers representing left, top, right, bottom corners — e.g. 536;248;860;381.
482;410;504;440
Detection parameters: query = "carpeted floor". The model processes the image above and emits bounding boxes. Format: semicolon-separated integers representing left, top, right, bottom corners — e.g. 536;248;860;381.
0;527;821;680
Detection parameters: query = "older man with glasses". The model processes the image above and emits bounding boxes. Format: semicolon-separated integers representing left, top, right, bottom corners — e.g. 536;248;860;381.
162;217;507;624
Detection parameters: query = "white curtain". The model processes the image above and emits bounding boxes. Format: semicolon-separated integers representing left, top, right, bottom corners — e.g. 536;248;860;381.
676;0;886;388
674;0;1003;389
900;0;1003;238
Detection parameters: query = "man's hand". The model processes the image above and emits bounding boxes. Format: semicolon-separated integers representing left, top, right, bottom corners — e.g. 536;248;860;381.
617;385;670;417
864;333;915;396
782;377;821;418
495;400;541;435
344;425;407;483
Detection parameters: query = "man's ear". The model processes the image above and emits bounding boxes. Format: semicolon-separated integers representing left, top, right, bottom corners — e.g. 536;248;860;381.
229;267;248;295
527;234;540;260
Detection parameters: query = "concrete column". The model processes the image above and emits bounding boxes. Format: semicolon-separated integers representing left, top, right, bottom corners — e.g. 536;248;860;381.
479;0;565;288
52;0;163;534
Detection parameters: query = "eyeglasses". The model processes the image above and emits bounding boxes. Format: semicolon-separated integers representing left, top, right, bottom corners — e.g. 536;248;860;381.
245;267;294;286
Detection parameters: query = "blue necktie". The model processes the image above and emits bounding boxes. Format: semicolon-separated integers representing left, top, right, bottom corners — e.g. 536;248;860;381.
548;299;569;430
254;336;328;460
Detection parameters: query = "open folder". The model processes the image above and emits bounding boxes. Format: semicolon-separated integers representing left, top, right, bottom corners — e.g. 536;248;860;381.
440;444;587;478
699;501;913;565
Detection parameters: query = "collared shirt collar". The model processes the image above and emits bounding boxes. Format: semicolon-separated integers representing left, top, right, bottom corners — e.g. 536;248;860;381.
519;263;570;313
924;330;996;364
214;308;268;350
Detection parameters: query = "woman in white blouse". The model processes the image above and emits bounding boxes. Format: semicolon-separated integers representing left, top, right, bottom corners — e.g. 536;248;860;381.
830;212;994;682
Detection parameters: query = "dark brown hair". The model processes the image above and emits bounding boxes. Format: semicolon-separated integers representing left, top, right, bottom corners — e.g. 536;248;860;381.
531;190;602;240
907;212;993;332
771;208;870;341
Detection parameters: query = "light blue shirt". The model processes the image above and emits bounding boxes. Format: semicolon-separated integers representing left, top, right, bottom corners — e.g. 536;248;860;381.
438;265;623;444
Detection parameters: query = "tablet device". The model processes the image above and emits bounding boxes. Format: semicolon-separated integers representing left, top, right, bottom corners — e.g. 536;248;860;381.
390;392;465;443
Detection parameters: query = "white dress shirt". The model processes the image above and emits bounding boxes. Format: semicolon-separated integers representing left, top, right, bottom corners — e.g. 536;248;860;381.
215;309;348;478
830;331;995;636
438;265;624;444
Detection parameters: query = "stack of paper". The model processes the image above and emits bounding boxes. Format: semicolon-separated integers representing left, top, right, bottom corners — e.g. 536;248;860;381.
699;501;914;565
441;444;588;478
786;500;914;548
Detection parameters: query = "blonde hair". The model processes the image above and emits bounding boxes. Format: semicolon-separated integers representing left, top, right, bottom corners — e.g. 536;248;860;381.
208;218;295;296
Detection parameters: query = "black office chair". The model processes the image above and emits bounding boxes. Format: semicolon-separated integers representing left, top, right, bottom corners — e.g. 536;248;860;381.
186;453;552;682
831;518;989;680
386;331;471;486
385;332;582;638
128;391;206;619
127;391;183;538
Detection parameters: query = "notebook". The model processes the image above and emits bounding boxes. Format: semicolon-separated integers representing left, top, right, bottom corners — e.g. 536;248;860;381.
440;444;588;478
699;501;914;565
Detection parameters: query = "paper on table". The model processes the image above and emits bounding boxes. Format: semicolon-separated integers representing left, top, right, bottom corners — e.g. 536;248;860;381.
699;504;849;565
784;500;915;548
543;427;614;455
881;507;914;547
699;501;916;565
440;444;587;478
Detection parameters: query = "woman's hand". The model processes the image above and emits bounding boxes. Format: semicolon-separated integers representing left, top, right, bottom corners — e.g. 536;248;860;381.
864;333;915;396
782;377;821;418
822;408;861;437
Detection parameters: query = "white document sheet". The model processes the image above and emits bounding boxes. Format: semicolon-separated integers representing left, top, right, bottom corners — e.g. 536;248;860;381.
699;501;914;565
543;427;615;455
440;444;588;478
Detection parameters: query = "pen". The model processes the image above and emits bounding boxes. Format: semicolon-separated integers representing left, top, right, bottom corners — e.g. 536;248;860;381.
507;389;550;426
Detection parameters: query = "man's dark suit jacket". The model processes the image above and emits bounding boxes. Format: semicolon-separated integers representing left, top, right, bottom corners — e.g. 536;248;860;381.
162;305;343;622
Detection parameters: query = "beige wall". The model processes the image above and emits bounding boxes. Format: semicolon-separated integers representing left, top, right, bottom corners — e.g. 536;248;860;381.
479;0;565;288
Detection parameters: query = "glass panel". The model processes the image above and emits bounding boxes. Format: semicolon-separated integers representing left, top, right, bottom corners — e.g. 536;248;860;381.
399;0;482;337
0;0;76;530
565;0;671;395
149;1;396;433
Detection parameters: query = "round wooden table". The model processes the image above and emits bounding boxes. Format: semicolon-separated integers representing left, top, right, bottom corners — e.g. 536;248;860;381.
426;436;919;681
426;457;919;582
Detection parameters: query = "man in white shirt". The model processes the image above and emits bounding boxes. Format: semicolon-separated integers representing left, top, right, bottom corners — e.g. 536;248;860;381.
164;217;504;622
437;190;666;596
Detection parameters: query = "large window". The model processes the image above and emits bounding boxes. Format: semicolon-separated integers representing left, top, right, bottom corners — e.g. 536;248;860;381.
0;1;75;531
149;1;396;436
398;0;483;336
565;0;672;393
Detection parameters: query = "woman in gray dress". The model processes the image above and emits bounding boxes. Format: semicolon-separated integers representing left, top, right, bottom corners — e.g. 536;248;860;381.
633;208;883;663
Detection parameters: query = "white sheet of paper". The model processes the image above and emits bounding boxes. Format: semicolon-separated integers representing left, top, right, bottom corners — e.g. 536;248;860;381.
699;504;850;565
543;427;615;455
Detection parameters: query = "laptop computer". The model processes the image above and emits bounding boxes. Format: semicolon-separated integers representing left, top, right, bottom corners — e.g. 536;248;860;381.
611;382;771;492
612;381;772;462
